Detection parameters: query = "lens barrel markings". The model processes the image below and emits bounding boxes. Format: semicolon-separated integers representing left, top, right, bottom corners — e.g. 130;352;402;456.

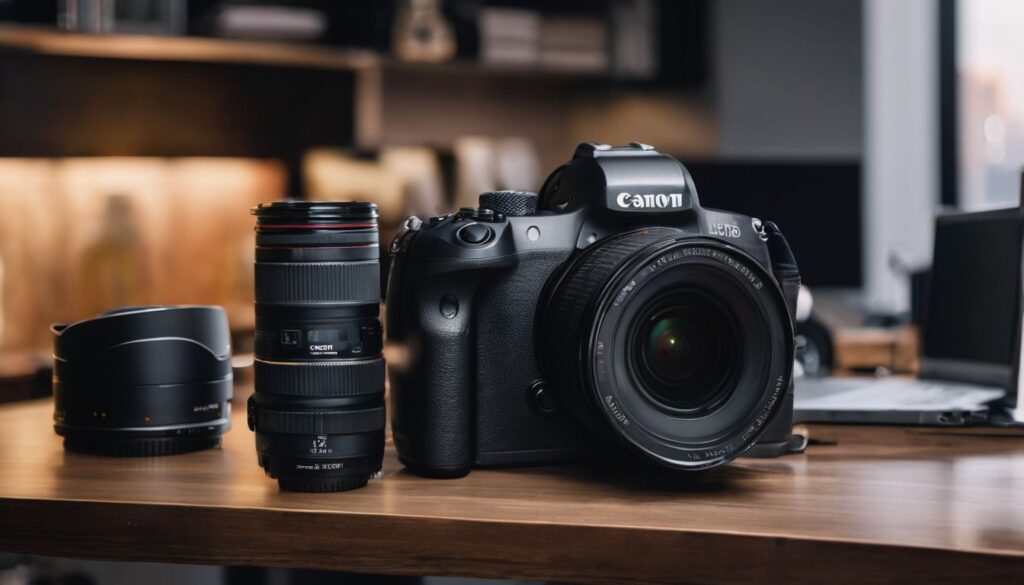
252;358;385;397
250;403;386;435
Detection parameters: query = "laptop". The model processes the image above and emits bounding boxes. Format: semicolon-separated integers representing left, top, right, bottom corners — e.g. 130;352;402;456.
795;193;1024;426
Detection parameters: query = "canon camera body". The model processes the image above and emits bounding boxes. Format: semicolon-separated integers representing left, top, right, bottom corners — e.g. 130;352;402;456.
386;142;801;478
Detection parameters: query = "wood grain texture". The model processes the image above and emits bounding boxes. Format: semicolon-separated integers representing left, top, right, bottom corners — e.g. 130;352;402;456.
833;326;920;374
1;398;1023;584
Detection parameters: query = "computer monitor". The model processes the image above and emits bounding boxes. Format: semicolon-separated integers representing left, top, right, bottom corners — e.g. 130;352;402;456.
921;178;1024;409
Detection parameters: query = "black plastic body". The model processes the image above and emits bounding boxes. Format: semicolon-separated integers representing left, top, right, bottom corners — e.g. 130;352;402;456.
52;305;233;457
386;143;801;477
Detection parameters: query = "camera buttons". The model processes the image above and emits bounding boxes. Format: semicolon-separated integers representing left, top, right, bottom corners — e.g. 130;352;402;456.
456;207;505;222
457;223;493;245
530;380;557;415
752;218;769;241
440;295;459;319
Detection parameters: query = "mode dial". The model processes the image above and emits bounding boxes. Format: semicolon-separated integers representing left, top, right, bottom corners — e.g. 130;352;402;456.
479;190;538;217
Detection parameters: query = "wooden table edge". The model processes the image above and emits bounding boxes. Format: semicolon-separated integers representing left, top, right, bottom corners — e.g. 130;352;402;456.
2;496;1022;585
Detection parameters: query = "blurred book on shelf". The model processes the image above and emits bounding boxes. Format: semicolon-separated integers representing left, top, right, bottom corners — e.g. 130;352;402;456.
0;157;285;352
477;6;608;74
478;7;540;67
539;16;608;73
211;4;327;41
58;0;187;34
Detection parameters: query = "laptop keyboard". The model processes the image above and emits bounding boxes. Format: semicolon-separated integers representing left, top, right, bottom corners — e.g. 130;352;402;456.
795;378;1005;411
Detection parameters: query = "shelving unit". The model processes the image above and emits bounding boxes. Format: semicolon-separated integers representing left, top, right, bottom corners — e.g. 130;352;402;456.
0;25;613;153
0;25;380;70
0;25;616;79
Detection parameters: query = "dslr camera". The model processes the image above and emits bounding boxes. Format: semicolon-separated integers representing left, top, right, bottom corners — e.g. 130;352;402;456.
386;143;801;478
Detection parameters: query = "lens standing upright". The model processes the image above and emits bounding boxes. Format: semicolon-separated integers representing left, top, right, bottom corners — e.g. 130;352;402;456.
248;200;386;493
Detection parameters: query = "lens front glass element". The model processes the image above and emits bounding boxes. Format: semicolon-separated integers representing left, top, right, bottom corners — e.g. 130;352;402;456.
632;290;741;413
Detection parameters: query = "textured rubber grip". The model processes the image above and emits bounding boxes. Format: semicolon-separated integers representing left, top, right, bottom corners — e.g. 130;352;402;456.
256;230;378;247
387;277;476;477
252;404;385;435
254;358;385;397
255;261;380;304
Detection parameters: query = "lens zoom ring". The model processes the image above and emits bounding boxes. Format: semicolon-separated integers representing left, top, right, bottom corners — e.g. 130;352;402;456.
255;262;380;304
254;358;385;397
254;405;385;435
257;230;379;247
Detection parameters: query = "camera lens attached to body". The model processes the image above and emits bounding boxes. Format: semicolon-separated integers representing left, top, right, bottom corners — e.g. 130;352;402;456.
250;200;385;493
540;227;793;470
630;289;743;414
52;305;233;457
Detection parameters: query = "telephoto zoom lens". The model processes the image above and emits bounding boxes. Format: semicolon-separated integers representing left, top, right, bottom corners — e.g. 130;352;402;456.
249;200;385;493
52;306;233;456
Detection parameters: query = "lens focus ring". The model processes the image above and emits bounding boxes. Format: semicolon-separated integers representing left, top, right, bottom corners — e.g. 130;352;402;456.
254;358;385;397
252;405;386;435
255;262;380;304
256;230;378;247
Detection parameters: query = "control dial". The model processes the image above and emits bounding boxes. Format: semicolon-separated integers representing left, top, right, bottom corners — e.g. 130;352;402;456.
479;190;538;217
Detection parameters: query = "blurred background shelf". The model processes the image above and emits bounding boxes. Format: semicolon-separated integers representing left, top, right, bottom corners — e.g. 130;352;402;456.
0;25;381;69
0;25;619;80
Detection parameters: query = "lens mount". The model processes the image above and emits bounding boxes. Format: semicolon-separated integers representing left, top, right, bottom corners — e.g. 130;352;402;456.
539;229;793;470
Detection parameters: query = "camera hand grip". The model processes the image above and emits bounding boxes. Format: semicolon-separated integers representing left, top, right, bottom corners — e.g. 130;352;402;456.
389;282;476;478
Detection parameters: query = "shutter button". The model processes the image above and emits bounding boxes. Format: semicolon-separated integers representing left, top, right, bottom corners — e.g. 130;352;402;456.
458;223;493;245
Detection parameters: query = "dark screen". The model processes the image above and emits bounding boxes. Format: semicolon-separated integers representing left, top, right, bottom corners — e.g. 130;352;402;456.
685;161;861;287
924;208;1022;366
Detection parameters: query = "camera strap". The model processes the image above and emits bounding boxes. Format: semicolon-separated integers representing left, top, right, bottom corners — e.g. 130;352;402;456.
764;221;801;325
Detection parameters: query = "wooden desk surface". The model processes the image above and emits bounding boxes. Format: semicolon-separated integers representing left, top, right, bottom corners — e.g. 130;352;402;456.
1;398;1023;584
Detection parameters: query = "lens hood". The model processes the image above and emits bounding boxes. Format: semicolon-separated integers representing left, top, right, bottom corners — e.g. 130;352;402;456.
53;306;232;386
52;305;233;456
